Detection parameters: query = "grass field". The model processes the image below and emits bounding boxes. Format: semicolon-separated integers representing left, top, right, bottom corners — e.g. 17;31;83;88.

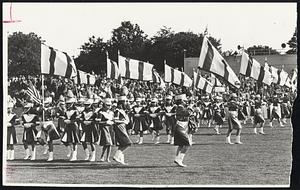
3;120;292;186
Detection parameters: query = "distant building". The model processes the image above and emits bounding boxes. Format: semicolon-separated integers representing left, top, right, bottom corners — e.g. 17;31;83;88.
184;54;297;78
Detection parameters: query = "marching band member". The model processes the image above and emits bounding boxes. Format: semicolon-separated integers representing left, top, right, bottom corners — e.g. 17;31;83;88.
242;98;252;124
80;97;98;162
281;94;291;125
60;90;80;161
40;96;61;161
7;100;19;160
162;95;176;144
212;96;225;135
131;97;148;144
92;94;103;145
237;97;247;123
148;97;163;144
76;93;88;160
201;95;213;128
253;94;266;135
113;96;132;165
226;93;243;144
97;98;115;162
187;99;198;145
174;94;191;167
269;94;283;127
22;101;39;160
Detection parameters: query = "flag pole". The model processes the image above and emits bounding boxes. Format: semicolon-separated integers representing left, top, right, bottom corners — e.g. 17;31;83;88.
41;74;45;122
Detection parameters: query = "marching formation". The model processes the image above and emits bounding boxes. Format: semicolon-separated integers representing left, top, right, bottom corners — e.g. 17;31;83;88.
7;79;294;167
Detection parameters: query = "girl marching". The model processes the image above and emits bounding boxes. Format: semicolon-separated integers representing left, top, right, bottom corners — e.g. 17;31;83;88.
148;97;163;144
162;95;177;144
7;100;19;160
212;96;225;135
253;94;266;135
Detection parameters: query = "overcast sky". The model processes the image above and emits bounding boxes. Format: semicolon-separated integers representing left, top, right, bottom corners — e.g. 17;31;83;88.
3;2;297;57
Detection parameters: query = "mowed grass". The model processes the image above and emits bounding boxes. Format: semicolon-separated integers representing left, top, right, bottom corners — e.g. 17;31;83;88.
4;120;292;186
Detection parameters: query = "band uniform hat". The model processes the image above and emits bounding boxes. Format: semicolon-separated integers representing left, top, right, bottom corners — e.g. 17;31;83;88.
175;94;187;101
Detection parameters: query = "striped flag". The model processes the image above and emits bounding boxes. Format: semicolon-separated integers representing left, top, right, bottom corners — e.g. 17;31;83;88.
198;36;240;88
268;65;279;84
278;69;289;86
240;51;272;85
165;64;192;87
284;76;292;88
152;69;166;88
74;70;96;85
41;44;77;78
118;55;153;81
193;71;213;93
107;56;119;79
209;73;222;87
26;81;41;105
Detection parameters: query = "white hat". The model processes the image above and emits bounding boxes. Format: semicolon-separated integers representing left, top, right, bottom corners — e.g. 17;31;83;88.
84;98;93;105
165;95;173;100
175;94;187;101
256;94;261;98
118;96;127;101
216;96;222;100
66;97;76;103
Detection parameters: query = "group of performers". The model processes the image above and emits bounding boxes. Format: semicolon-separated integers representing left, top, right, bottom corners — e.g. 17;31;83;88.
7;89;293;167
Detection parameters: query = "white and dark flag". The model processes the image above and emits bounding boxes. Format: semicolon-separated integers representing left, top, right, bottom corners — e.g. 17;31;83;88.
107;56;119;79
74;70;96;85
152;69;166;88
240;51;272;85
209;73;222;87
41;44;77;78
193;71;213;93
198;36;240;88
165;64;192;87
278;69;289;86
118;55;153;81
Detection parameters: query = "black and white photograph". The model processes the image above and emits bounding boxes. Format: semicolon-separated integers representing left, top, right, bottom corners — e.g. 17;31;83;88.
2;2;298;188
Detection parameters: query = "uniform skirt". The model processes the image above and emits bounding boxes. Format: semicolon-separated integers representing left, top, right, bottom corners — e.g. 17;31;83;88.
174;121;191;146
254;109;265;124
99;125;115;146
149;118;163;131
61;123;80;144
57;118;65;134
113;123;132;147
202;109;212;120
80;122;99;143
133;117;149;132
228;111;242;130
22;126;38;144
238;109;246;121
164;116;176;135
7;126;18;145
40;121;61;142
213;111;224;125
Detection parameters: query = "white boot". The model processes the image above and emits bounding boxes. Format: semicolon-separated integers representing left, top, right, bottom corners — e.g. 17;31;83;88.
170;137;174;145
226;136;233;144
47;152;54;161
235;136;243;144
269;121;273;128
7;150;11;160
258;127;265;135
253;127;257;134
84;149;90;161
155;136;160;144
43;146;49;155
89;151;96;162
166;134;171;143
30;147;36;160
10;150;15;160
113;150;123;164
70;150;77;161
174;153;187;167
138;137;143;144
66;146;72;158
24;148;31;160
120;152;127;165
151;133;155;141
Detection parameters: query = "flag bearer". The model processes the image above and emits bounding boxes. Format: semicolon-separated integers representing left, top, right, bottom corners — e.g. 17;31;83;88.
253;94;266;135
148;97;163;144
162;95;176;144
22;101;39;160
60;90;80;161
113;96;132;165
173;94;191;167
7;100;19;160
226;93;243;144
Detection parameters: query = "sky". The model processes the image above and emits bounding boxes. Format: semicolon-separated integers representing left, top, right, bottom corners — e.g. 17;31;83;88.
3;2;297;57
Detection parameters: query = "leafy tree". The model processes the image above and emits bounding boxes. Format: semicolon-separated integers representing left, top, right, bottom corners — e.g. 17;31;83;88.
286;27;297;54
8;32;42;76
246;45;280;55
74;36;107;74
107;21;149;62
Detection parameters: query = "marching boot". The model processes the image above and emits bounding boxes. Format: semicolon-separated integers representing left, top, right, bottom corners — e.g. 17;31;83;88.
166;134;171;143
235;136;243;144
155;136;160;144
174;153;187;167
66;145;72;158
138;137;143;145
70;150;77;161
24;148;31;160
10;150;15;160
7;150;11;160
113;150;122;163
90;151;96;162
269;121;273;128
47;152;54;162
170;137;174;145
253;127;257;134
120;152;127;165
84;149;90;161
43;145;49;155
226;136;233;144
151;132;155;141
30;147;36;160
258;127;265;135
